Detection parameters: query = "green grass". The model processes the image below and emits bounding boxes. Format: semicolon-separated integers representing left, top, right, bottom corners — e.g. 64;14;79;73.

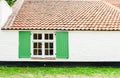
0;66;120;78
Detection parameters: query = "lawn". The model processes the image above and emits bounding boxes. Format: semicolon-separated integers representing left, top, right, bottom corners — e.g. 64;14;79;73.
0;66;120;78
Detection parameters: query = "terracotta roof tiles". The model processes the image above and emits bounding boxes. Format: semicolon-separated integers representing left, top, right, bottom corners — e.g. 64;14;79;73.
2;0;120;30
104;0;120;8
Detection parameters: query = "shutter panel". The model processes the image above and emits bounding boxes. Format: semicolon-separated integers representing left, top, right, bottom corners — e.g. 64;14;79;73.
19;31;31;58
56;32;69;58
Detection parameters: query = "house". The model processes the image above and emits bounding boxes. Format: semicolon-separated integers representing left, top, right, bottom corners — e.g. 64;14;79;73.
0;0;120;62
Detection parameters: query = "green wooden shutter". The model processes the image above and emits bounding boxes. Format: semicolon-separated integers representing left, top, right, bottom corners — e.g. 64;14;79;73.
56;32;69;58
19;31;31;58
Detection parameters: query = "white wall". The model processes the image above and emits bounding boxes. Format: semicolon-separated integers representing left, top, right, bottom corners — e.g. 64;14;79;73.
69;31;120;61
0;30;18;61
0;0;18;61
1;30;120;61
0;0;12;27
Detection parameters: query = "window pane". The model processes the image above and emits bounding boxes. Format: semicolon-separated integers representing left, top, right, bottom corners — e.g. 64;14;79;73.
45;43;48;48
38;34;42;40
49;34;53;40
50;49;53;55
38;43;42;48
45;34;48;39
33;34;37;39
45;49;48;55
33;49;37;55
34;43;37;48
38;49;42;55
50;43;53;48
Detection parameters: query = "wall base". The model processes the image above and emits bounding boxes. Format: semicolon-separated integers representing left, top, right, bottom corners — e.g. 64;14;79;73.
0;61;120;67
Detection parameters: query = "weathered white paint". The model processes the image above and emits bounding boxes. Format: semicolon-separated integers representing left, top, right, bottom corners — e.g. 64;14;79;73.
0;0;12;27
0;30;18;61
69;31;120;61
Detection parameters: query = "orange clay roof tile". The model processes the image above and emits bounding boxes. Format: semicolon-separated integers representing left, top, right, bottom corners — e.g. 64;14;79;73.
1;0;120;30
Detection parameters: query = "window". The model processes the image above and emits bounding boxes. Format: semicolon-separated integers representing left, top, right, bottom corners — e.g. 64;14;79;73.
45;42;54;55
32;32;55;57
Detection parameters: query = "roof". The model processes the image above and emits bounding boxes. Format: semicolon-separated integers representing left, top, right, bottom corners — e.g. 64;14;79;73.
104;0;120;8
1;0;120;31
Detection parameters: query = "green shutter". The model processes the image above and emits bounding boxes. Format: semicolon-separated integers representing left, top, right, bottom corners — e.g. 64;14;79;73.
56;32;69;58
19;31;31;58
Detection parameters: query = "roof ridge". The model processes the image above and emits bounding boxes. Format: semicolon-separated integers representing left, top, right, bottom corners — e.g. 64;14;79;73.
12;0;24;15
102;0;120;13
24;0;101;1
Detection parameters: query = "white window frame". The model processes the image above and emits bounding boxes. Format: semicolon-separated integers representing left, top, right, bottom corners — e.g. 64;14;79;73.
31;31;56;58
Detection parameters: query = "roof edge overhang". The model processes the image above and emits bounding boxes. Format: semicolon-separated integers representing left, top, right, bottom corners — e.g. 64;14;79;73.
1;27;120;31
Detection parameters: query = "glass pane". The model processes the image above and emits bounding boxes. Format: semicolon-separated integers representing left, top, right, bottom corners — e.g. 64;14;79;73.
45;49;48;55
45;34;48;39
38;49;42;55
49;34;53;40
34;43;37;48
50;43;53;48
50;49;53;55
33;34;37;39
38;43;42;48
33;49;37;55
45;43;48;48
38;34;42;40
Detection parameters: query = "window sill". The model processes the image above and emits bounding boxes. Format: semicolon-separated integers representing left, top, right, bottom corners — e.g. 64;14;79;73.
31;57;56;60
